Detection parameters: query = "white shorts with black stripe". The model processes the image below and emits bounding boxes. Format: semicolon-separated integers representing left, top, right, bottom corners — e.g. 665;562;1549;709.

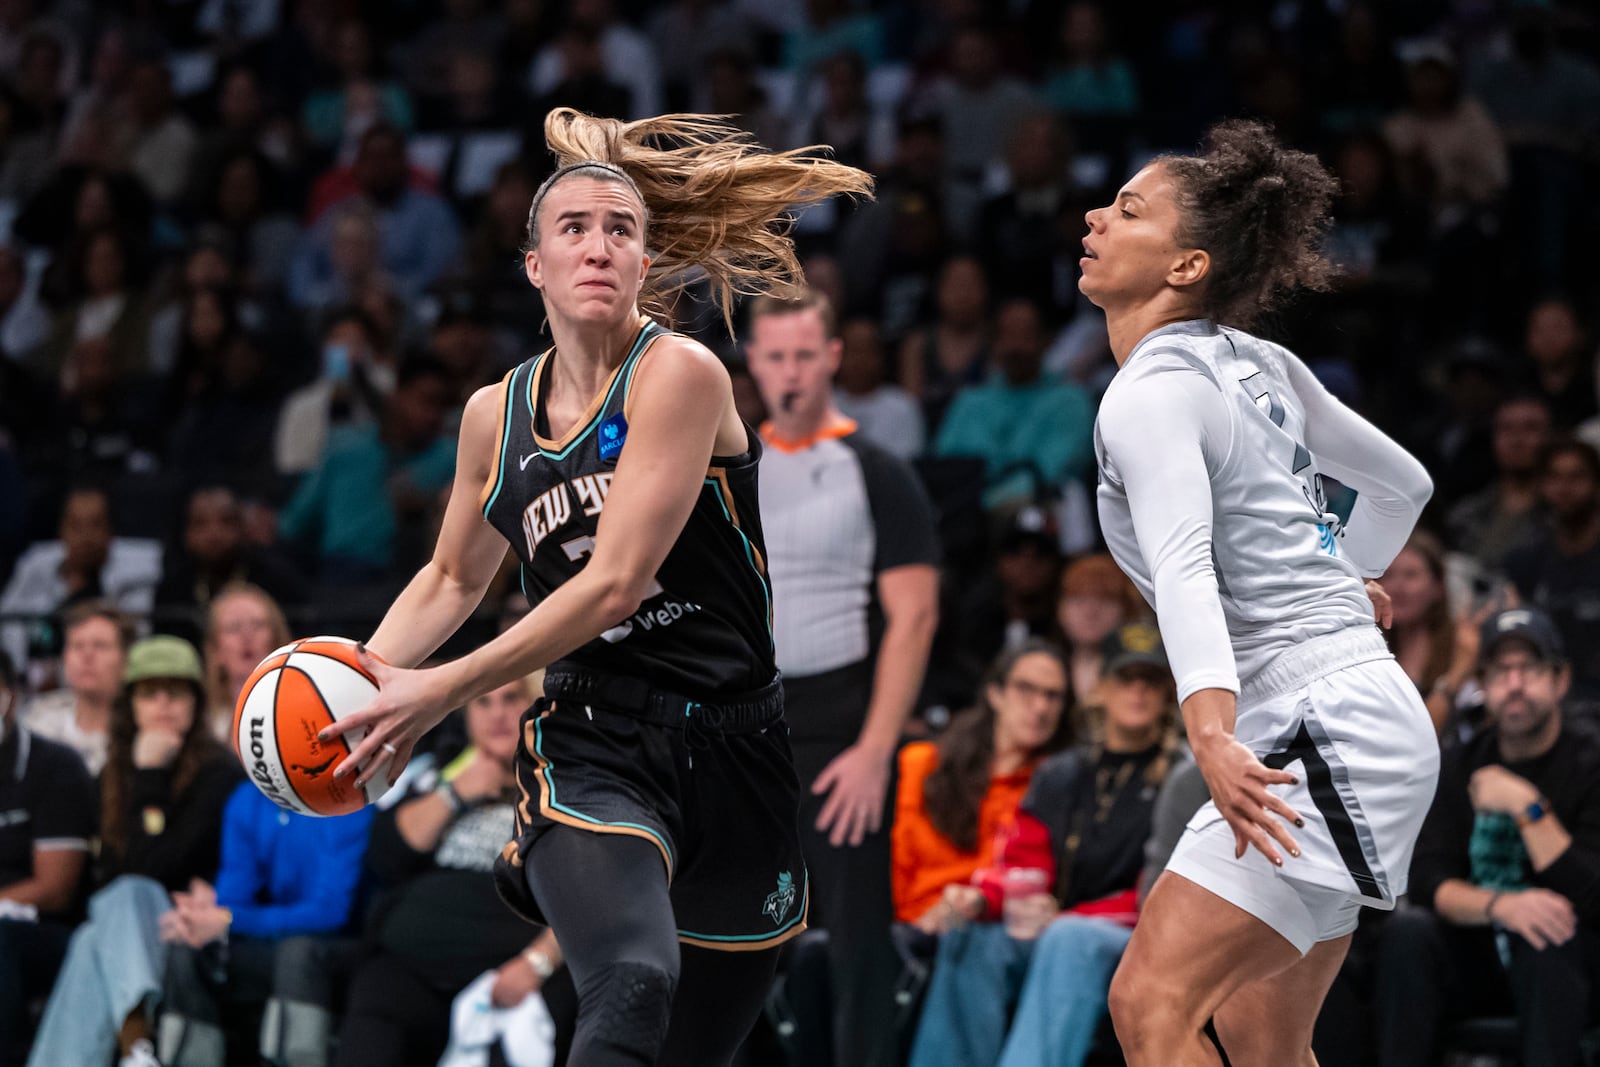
1166;627;1440;956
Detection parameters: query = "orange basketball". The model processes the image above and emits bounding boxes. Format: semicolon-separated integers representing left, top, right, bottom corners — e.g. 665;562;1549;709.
232;636;389;816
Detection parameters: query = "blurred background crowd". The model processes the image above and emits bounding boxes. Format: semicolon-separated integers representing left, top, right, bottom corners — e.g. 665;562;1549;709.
0;0;1598;1065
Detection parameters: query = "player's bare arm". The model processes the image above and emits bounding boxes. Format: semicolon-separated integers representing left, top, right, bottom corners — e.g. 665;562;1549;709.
365;382;512;669
325;338;737;782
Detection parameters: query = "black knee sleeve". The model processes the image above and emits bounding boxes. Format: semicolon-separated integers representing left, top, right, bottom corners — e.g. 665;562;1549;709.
575;960;678;1065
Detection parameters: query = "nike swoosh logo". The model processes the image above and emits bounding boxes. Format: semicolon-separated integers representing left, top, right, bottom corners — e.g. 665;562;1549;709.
519;453;538;470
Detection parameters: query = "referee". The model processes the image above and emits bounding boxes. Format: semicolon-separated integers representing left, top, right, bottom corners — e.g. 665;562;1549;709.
747;290;940;1067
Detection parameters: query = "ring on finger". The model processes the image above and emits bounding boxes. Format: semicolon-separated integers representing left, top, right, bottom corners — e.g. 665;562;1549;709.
381;743;398;756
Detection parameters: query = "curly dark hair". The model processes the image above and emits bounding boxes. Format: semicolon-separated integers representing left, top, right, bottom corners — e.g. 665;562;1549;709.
923;639;1072;852
1158;119;1340;328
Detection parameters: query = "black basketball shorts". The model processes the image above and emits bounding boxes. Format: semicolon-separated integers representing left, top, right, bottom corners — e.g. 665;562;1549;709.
493;670;809;951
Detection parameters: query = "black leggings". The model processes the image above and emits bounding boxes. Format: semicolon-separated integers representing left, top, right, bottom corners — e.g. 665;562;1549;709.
525;827;779;1067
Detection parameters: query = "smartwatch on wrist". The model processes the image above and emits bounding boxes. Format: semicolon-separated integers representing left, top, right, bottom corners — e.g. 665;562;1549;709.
1516;796;1550;829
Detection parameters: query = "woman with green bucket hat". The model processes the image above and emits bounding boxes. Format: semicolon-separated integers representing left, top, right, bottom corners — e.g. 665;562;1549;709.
25;635;242;1067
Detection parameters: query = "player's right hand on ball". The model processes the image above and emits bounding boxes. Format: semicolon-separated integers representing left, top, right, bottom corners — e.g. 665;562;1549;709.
1195;735;1304;867
321;646;455;788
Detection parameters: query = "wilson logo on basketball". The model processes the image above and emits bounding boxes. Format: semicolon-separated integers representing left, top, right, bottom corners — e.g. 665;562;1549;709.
246;715;298;812
233;636;388;817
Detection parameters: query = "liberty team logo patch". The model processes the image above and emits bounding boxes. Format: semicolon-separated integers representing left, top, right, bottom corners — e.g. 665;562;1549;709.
763;871;796;926
598;412;628;461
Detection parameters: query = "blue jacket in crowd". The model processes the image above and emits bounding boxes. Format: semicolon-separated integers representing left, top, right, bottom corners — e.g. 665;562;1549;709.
214;782;375;940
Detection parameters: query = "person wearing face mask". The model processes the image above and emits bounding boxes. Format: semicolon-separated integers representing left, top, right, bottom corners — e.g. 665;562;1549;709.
273;306;392;477
0;648;96;1067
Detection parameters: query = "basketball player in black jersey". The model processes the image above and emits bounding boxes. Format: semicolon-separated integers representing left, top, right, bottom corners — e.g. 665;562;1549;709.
317;109;871;1066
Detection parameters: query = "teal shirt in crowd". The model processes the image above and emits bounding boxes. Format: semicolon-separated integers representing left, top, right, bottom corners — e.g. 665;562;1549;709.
933;373;1095;507
1042;61;1140;117
279;423;455;570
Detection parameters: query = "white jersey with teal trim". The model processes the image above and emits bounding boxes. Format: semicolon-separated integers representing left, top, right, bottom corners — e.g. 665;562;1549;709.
1094;320;1433;703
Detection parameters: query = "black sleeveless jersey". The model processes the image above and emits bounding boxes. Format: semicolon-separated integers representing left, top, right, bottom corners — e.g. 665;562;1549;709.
479;316;777;700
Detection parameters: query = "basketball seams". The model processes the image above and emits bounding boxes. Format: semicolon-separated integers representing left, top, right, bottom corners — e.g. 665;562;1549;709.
234;637;379;817
233;648;296;758
236;668;317;817
273;667;326;814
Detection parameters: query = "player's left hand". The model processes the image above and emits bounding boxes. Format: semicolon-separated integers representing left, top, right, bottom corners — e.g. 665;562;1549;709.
1364;580;1393;629
812;742;892;847
1468;765;1541;816
1194;734;1304;867
321;647;456;788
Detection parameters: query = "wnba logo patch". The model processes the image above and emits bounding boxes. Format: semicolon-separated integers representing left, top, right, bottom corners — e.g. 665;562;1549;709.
763;871;796;926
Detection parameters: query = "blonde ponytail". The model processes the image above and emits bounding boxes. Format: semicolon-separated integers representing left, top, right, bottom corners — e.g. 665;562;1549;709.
527;108;875;331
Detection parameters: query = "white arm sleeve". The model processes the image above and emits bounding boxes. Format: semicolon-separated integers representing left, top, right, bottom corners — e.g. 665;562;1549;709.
1100;372;1241;702
1283;354;1434;578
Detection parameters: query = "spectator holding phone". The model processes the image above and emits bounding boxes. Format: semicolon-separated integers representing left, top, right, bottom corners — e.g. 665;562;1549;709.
277;355;456;582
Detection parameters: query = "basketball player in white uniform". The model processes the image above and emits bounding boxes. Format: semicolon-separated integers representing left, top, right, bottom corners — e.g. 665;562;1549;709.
1084;122;1440;1066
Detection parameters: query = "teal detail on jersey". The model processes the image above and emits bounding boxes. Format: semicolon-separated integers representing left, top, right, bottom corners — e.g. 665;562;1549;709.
1318;523;1339;557
533;715;677;879
530;321;661;461
481;363;524;518
679;869;808;943
704;476;775;645
621;329;653;396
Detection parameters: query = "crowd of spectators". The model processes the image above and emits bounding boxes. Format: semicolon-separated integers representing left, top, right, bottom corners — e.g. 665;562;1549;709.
0;0;1597;1064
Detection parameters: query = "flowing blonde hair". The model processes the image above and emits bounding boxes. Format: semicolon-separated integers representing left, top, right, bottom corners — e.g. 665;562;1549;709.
527;108;875;332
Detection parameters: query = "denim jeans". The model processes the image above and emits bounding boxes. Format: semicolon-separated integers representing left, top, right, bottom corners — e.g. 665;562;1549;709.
26;876;172;1067
909;915;1132;1067
909;923;1030;1067
997;916;1130;1067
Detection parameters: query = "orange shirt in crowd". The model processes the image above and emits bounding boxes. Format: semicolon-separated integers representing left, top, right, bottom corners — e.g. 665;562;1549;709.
890;740;1038;924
